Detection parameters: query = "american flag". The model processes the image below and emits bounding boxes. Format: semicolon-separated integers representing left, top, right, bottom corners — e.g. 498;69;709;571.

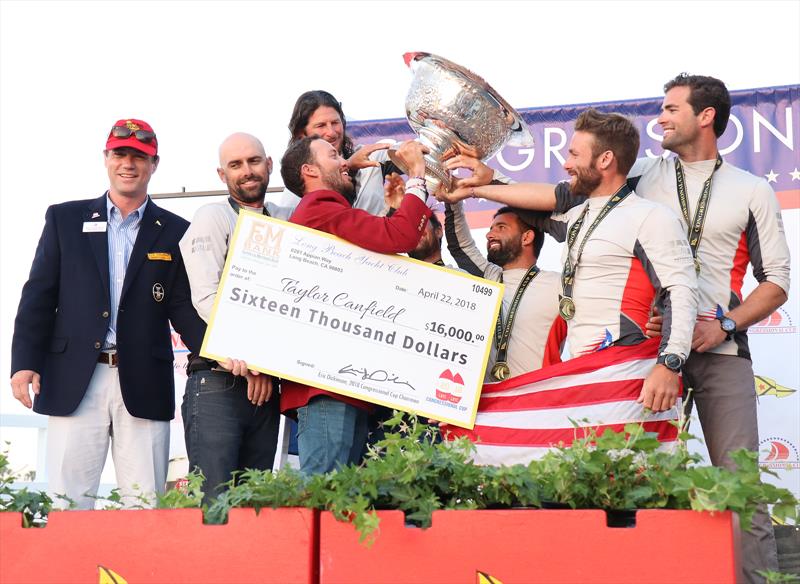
445;337;681;465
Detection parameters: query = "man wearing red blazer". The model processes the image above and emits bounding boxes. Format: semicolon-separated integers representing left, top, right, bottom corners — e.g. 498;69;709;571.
279;137;433;475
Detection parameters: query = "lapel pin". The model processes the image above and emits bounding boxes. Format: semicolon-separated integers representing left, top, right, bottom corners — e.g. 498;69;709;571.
91;212;100;219
155;220;162;226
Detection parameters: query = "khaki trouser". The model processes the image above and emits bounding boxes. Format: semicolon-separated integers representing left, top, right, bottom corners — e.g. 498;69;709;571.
684;351;779;584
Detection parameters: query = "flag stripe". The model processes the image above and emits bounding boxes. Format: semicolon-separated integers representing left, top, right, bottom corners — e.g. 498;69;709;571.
473;399;681;429
445;337;681;464
450;420;678;448
478;378;646;411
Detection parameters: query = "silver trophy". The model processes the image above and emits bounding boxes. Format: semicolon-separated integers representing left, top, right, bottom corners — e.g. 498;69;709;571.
389;52;534;192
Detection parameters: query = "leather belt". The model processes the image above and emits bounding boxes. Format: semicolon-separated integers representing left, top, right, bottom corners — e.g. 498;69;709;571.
98;351;118;367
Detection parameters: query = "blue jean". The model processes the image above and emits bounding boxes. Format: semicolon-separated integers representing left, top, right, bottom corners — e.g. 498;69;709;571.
296;396;368;475
182;370;280;505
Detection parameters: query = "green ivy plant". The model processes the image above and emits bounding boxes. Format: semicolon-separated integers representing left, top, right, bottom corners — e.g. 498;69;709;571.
198;413;797;543
2;416;798;547
0;445;52;527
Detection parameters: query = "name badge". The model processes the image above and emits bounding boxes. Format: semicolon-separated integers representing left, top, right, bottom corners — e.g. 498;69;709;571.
83;221;107;233
147;252;173;261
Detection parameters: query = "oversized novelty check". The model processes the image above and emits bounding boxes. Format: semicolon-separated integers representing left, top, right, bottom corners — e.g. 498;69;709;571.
201;211;503;429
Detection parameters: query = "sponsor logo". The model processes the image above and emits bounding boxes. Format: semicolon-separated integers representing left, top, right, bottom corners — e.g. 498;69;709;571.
434;369;464;404
754;375;796;398
750;308;797;334
243;222;283;262
759;437;800;470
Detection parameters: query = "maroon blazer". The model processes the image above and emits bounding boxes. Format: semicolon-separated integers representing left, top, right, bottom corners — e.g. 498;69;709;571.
281;188;432;414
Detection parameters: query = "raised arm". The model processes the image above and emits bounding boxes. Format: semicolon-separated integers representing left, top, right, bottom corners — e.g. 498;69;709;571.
444;201;495;278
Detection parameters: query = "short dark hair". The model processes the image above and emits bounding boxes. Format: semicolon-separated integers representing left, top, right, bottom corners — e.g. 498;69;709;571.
494;206;545;258
664;73;731;138
288;90;355;159
429;212;442;231
280;136;318;196
574;108;639;176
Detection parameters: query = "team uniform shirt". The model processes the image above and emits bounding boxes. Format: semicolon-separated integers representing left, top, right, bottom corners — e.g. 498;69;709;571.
546;192;697;359
627;156;791;359
444;201;565;380
179;200;264;322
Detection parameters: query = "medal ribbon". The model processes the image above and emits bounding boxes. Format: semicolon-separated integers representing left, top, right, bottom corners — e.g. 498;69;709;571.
674;154;722;267
560;183;632;301
494;265;540;366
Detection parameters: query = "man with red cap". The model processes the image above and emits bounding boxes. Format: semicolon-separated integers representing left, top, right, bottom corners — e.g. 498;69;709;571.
10;119;206;509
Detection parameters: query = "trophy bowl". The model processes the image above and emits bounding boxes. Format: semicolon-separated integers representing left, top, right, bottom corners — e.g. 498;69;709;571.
389;51;534;192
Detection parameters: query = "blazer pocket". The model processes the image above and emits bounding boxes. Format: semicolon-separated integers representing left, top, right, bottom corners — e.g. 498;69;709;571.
151;345;176;362
48;337;68;353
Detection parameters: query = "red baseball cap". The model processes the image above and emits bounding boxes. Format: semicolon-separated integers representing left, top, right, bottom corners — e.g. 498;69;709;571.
105;119;158;156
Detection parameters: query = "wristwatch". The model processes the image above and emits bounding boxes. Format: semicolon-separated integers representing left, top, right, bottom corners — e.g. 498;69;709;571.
716;315;737;340
657;353;685;373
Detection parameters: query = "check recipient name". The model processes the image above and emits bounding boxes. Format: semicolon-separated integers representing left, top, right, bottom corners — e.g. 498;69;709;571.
201;211;503;429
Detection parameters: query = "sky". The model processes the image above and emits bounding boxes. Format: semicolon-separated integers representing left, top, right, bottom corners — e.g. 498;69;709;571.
1;0;799;469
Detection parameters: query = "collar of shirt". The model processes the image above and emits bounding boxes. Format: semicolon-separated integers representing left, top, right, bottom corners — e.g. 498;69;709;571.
106;193;149;227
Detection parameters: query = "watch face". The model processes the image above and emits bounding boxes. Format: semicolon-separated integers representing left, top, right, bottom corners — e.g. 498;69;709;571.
720;317;736;333
664;354;683;371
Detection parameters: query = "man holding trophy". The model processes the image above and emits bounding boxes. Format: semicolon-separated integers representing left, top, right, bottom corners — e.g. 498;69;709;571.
278;137;435;475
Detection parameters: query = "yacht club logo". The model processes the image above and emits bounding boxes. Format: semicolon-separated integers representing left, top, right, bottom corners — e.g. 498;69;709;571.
759;437;800;470
152;283;165;302
750;308;797;334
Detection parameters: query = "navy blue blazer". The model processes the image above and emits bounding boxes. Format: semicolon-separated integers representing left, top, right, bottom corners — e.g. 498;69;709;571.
11;194;206;421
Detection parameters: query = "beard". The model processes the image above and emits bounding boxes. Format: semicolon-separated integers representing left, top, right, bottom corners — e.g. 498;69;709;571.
409;231;441;261
322;167;355;201
228;175;267;204
487;236;522;267
568;163;602;198
661;126;698;153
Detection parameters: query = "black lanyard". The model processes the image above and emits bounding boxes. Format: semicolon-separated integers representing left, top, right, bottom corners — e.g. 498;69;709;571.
559;183;632;320
227;197;269;216
490;265;540;381
674;154;722;274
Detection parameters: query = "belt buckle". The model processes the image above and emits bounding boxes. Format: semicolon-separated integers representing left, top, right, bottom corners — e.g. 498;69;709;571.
104;351;117;368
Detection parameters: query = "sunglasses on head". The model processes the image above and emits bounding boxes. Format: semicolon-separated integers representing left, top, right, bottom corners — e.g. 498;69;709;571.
110;126;156;143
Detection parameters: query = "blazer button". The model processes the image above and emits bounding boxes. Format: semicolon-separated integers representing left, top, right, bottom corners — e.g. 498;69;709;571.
102;311;109;318
94;341;101;349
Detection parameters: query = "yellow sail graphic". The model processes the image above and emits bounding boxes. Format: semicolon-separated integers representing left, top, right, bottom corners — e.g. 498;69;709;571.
754;375;796;398
477;571;504;584
98;566;128;584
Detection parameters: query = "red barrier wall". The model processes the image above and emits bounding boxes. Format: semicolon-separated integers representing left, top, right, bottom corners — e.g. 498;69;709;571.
319;509;739;584
0;507;316;584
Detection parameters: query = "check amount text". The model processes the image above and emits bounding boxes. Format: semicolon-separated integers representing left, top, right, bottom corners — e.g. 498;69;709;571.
424;321;485;343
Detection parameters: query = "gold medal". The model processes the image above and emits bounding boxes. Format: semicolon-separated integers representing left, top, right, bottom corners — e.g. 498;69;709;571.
491;361;510;381
559;296;576;321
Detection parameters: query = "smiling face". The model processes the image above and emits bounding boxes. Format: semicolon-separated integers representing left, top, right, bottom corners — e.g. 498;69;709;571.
657;86;702;154
308;139;354;198
104;147;158;201
303;106;344;153
486;212;526;267
217;133;272;206
563;131;602;197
